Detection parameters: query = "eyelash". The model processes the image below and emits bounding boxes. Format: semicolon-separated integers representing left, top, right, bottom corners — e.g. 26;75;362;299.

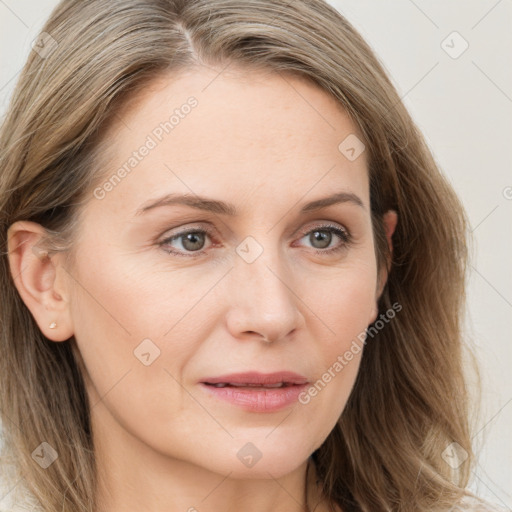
159;223;352;258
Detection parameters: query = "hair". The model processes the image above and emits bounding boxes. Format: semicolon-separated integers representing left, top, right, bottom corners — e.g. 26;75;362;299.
0;1;486;511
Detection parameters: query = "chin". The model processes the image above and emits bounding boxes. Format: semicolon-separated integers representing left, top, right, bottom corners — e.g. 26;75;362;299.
214;434;315;479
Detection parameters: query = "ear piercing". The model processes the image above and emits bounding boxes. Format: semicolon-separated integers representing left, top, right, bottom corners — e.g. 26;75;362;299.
49;322;57;329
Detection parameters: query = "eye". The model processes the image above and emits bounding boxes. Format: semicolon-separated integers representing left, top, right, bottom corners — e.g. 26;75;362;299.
295;223;352;255
159;228;214;257
159;222;352;258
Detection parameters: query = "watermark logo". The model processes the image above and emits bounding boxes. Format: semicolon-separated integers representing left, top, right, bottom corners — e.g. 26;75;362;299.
31;442;58;469
133;338;161;366
32;32;58;59
441;31;469;59
441;441;468;469
338;134;365;162
237;442;263;468
235;236;264;264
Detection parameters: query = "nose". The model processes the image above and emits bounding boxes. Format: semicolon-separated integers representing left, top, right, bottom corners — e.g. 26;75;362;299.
225;248;305;344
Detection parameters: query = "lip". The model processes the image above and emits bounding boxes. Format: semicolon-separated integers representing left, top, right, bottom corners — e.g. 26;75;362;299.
200;371;309;413
201;371;309;386
200;382;309;413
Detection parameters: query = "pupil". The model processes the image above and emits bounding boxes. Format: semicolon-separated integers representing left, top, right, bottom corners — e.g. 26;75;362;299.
311;230;331;249
183;232;205;251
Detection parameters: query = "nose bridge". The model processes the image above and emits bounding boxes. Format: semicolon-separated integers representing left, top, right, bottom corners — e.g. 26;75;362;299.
226;236;303;341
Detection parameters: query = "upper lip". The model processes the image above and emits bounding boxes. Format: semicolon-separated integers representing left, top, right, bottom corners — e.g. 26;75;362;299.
201;371;309;386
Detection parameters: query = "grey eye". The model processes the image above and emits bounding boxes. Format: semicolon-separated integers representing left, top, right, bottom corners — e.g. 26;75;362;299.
308;230;333;249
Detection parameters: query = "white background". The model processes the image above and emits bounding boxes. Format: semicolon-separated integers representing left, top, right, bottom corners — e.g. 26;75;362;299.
1;0;511;508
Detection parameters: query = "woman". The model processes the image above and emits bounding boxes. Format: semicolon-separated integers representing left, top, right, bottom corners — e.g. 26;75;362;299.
0;1;505;511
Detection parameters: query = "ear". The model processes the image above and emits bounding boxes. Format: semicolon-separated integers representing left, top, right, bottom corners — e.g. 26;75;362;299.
7;221;74;342
369;210;398;323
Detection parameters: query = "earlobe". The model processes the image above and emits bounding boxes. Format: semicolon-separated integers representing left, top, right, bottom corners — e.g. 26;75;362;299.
374;209;398;304
383;210;398;260
7;221;74;342
369;301;379;325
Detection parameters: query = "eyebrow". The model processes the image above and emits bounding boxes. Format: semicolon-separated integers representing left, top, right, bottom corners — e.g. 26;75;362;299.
134;191;365;217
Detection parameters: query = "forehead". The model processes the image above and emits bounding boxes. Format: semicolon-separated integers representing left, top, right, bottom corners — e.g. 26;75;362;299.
90;64;370;218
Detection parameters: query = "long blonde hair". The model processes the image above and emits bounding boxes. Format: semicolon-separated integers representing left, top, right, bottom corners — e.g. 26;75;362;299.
0;1;483;510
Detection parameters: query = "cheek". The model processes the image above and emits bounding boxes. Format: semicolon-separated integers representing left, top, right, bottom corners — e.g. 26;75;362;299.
304;256;378;346
70;244;219;344
292;260;377;438
69;265;197;457
68;247;220;422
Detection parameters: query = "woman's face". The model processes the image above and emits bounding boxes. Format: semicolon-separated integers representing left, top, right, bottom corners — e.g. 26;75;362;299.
38;66;394;479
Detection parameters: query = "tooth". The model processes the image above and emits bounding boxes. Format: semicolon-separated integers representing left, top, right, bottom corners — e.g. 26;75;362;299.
208;382;289;388
231;383;285;388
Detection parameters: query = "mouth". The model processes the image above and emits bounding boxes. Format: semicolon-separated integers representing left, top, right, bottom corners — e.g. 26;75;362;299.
199;371;310;412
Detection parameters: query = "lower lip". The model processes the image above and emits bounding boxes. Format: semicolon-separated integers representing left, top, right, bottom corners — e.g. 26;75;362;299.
200;383;308;412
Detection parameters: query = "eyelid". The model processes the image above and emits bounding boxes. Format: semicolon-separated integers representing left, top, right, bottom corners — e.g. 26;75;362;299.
159;223;216;241
296;221;349;239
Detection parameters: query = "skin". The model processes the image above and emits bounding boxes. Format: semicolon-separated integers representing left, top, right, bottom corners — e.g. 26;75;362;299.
8;64;397;512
